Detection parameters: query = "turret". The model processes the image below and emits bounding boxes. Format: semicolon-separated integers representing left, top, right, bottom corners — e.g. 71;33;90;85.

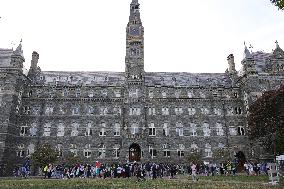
241;44;257;75
10;42;25;70
269;40;284;74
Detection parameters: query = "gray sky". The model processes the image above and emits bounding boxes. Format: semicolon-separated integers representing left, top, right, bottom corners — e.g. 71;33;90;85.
0;0;283;73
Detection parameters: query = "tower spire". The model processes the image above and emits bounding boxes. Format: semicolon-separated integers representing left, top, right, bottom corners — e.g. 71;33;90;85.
125;0;144;80
129;0;141;25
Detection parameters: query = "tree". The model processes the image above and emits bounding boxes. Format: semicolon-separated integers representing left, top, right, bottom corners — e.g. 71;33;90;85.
187;149;203;165
248;85;284;155
31;143;58;171
213;148;231;163
63;152;82;167
271;0;284;10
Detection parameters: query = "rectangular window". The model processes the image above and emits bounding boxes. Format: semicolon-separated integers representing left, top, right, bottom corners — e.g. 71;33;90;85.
190;124;197;136
237;126;245;135
114;123;120;136
114;90;121;98
148;108;156;115
88;92;94;98
161;91;167;98
113;107;121;115
98;148;106;158
235;107;242;115
175;107;183;115
114;148;120;158
20;126;28;136
99;128;106;136
177;150;184;157
163;123;170;136
57;124;65;137
149;128;156;136
216;124;224;136
162;107;169;115
84;150;92;158
129;89;139;98
100;107;108;115
87;106;94;115
129;107;141;116
205;149;212;157
203;123;211;136
131;125;139;135
148;91;154;98
176;127;184;136
72;107;80;115
45;107;53;115
163;150;171;157
187;92;194;98
75;89;81;97
43;124;51;137
149;147;157;158
71;123;79;136
63;89;68;97
188;108;196;115
85;123;92;136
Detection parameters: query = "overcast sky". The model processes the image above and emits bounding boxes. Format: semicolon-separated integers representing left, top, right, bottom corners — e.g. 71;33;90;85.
0;0;283;73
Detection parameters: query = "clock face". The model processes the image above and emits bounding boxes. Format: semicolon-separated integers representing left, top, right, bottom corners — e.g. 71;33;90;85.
130;27;140;36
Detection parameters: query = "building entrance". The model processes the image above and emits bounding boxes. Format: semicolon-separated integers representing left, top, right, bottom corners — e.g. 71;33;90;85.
129;143;141;162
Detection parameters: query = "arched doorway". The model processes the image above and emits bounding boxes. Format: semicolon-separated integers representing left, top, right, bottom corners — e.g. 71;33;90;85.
129;143;141;162
235;151;246;171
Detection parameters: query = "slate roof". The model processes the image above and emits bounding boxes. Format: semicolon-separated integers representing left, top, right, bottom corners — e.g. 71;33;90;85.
145;72;232;88
41;71;125;86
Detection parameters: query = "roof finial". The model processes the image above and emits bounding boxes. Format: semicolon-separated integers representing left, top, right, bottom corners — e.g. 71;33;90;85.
275;40;279;48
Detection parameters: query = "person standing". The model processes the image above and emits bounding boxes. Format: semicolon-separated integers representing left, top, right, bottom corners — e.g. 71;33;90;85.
43;165;48;179
191;162;198;182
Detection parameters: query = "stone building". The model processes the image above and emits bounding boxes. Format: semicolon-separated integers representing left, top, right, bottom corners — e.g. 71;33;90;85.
0;0;284;175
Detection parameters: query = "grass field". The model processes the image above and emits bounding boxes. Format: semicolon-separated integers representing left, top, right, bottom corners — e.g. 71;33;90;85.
0;175;283;189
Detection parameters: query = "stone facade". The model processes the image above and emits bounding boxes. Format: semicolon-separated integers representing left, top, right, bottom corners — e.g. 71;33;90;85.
0;0;284;176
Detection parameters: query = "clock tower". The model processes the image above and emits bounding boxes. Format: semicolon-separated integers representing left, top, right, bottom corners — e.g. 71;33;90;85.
122;0;147;157
125;0;144;81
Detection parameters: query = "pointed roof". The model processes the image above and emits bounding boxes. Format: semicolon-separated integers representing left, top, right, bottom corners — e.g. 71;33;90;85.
243;42;252;59
128;0;142;25
272;40;284;59
13;40;24;57
131;0;139;5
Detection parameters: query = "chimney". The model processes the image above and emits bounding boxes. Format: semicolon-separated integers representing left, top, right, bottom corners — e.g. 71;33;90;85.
227;54;236;74
31;51;39;69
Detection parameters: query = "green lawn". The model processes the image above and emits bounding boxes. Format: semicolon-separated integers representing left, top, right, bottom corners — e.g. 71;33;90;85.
0;175;283;189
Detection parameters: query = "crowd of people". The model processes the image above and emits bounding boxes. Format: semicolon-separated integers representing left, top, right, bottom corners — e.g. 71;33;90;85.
13;159;273;181
42;162;182;181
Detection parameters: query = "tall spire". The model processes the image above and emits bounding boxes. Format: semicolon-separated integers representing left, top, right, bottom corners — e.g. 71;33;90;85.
125;0;144;79
129;0;142;25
